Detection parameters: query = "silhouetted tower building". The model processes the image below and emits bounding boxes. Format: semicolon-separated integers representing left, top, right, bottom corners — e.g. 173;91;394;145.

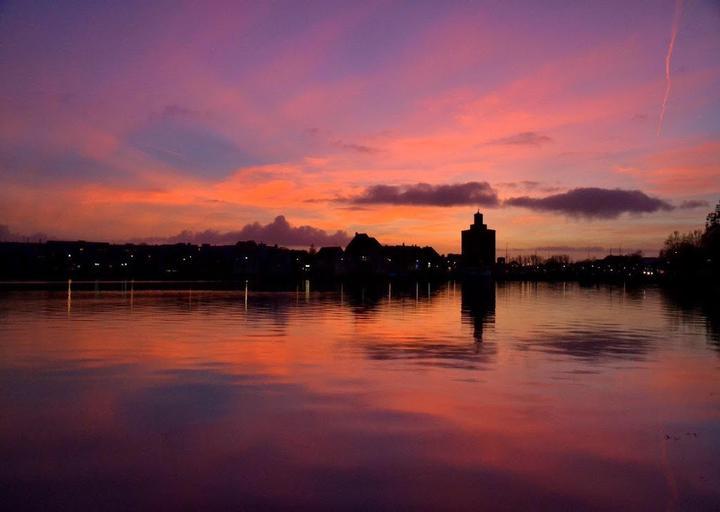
461;211;496;268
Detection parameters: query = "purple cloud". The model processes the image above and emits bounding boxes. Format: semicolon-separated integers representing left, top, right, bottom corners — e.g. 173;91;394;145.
678;199;709;209
127;119;256;178
534;245;606;253
498;180;562;193
0;225;49;242
348;182;500;207
135;216;349;248
504;188;674;218
332;140;380;154
486;132;553;146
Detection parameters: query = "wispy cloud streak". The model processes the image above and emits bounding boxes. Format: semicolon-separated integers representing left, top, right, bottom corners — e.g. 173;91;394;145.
485;132;552;146
657;0;684;136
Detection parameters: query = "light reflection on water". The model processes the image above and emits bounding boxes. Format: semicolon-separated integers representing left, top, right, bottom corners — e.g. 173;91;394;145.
0;281;719;510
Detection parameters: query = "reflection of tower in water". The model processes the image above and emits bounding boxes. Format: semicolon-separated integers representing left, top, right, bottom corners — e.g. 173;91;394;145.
461;281;496;343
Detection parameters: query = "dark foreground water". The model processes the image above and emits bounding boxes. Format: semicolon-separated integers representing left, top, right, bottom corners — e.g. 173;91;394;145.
1;281;719;511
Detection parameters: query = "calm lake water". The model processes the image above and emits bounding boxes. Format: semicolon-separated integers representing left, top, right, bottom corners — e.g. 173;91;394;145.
1;281;719;510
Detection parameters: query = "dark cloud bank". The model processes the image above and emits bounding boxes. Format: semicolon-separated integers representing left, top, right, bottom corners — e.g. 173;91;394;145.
504;187;674;218
344;182;689;219
348;182;500;207
137;216;349;248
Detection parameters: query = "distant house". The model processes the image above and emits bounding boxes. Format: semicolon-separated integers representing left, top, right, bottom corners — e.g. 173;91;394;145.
383;244;442;276
315;246;345;276
344;233;384;274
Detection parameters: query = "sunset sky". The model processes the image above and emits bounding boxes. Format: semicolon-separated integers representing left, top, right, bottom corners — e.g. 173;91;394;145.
1;0;718;255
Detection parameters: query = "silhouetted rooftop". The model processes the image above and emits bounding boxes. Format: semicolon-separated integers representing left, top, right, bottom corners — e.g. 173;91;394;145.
345;233;383;254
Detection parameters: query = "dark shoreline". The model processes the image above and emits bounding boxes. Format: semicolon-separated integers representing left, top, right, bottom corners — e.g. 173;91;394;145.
0;276;716;293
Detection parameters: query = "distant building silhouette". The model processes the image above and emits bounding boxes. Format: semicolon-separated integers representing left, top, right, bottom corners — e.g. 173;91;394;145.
345;233;382;256
344;233;384;273
315;246;345;275
461;281;496;343
383;244;441;275
461;211;496;268
342;233;444;276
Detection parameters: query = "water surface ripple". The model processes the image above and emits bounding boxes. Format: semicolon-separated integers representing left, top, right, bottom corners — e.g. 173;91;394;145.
1;282;718;510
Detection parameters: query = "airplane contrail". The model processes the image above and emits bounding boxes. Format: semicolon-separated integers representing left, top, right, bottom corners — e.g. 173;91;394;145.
657;0;684;136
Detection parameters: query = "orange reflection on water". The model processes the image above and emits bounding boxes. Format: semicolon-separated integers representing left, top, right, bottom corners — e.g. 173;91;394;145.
0;282;718;510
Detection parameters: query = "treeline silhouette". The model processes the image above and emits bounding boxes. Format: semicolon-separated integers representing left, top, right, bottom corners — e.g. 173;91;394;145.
496;253;659;283
659;200;720;282
496;200;719;285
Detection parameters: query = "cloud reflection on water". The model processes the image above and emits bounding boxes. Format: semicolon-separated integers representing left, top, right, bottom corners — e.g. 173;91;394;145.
0;282;719;510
